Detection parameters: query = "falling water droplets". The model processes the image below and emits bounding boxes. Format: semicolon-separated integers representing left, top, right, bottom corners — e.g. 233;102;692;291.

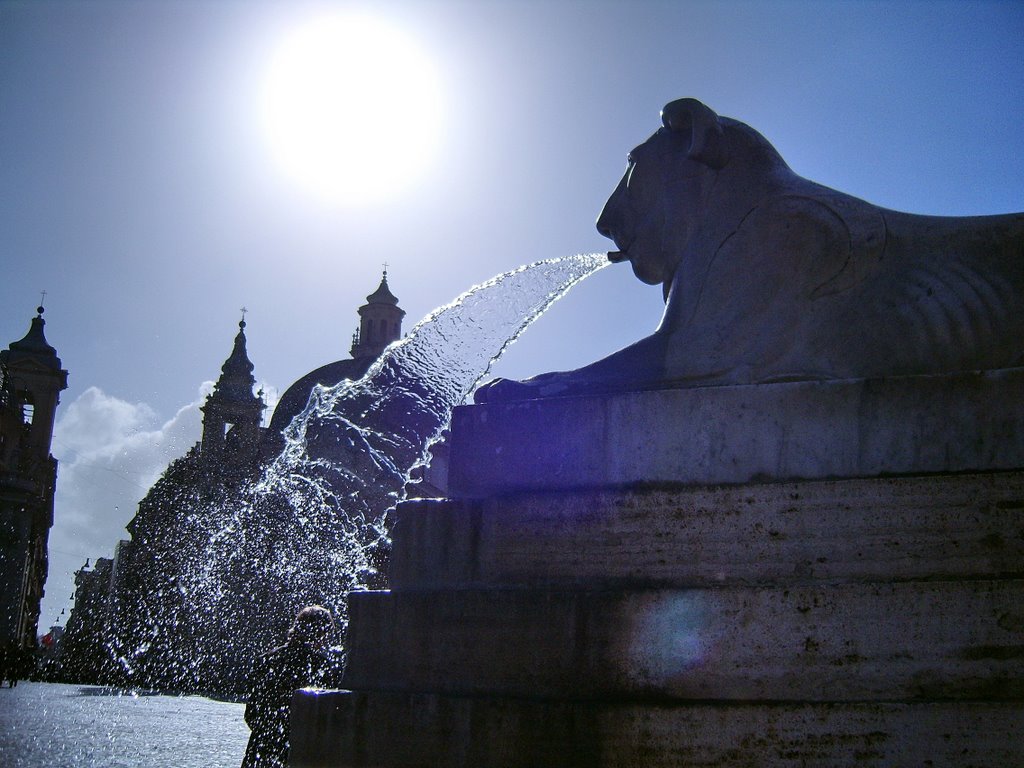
102;254;607;692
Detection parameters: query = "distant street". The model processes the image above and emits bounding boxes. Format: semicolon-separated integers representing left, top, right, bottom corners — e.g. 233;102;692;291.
0;682;249;768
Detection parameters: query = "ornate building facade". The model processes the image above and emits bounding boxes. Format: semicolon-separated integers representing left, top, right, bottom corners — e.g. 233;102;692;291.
0;306;68;659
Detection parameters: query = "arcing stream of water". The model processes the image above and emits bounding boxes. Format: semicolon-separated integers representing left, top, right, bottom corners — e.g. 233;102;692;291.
255;252;610;590
279;254;609;503
105;254;608;691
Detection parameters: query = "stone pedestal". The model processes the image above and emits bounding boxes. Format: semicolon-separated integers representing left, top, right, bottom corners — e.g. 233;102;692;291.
291;369;1024;767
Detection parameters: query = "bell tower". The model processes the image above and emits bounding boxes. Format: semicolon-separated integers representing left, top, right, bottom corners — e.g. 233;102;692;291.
200;316;265;466
0;304;68;652
350;268;406;360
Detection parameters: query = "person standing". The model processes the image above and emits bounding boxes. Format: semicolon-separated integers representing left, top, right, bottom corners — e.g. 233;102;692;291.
241;606;344;768
0;645;11;687
2;645;24;687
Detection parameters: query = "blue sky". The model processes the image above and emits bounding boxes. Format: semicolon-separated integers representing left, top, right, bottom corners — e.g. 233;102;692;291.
2;0;1021;630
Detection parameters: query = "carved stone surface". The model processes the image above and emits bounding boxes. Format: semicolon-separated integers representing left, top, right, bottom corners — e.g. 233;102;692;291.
290;371;1024;765
478;98;1024;401
458;368;1024;495
292;693;1024;768
388;472;1024;592
343;580;1024;702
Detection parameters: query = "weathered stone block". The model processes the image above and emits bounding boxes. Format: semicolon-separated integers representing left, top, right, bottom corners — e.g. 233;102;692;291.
343;580;1024;702
391;472;1024;590
450;369;1024;496
291;691;1024;768
293;372;1024;765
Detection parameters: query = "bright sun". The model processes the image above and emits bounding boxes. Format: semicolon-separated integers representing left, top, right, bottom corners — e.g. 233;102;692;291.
260;13;443;206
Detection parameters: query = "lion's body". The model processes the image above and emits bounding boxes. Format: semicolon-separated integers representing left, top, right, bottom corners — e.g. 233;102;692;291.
476;99;1024;402
660;189;1024;385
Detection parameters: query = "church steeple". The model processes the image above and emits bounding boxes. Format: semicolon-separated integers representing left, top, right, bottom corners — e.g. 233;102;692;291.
0;305;68;462
215;317;257;400
350;268;405;360
0;303;68;653
200;314;265;464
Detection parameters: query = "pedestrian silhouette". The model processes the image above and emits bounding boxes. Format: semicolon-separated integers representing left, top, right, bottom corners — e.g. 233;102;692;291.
241;606;344;768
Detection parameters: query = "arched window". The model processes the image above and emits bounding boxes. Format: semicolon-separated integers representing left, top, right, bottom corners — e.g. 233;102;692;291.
17;391;34;426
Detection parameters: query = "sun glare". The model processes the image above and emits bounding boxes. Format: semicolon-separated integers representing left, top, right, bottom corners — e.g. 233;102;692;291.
260;13;443;206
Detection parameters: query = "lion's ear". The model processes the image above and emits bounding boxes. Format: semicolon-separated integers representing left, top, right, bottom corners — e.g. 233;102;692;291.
662;98;727;170
688;127;727;169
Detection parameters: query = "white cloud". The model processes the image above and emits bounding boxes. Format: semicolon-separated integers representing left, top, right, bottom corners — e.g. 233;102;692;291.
39;379;280;633
39;385;209;632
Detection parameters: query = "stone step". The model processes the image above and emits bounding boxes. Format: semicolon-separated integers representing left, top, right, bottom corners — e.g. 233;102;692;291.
390;472;1024;591
290;690;1024;768
447;369;1024;496
343;579;1023;702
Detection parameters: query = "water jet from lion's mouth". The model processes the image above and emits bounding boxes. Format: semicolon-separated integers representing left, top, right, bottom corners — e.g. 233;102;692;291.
105;253;610;689
253;252;613;629
274;252;611;483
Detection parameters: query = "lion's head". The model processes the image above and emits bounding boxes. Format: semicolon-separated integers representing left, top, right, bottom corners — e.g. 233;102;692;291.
596;99;784;294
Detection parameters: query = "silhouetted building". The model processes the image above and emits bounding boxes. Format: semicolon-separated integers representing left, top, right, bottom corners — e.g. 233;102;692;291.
0;305;67;658
201;318;266;464
350;269;405;361
59;556;114;683
267;270;404;444
103;316;270;691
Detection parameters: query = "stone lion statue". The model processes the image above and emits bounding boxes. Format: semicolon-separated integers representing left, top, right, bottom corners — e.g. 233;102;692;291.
477;98;1024;402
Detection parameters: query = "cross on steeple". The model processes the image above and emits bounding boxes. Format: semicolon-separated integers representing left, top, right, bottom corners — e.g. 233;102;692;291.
382;262;389;279
39;290;47;307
